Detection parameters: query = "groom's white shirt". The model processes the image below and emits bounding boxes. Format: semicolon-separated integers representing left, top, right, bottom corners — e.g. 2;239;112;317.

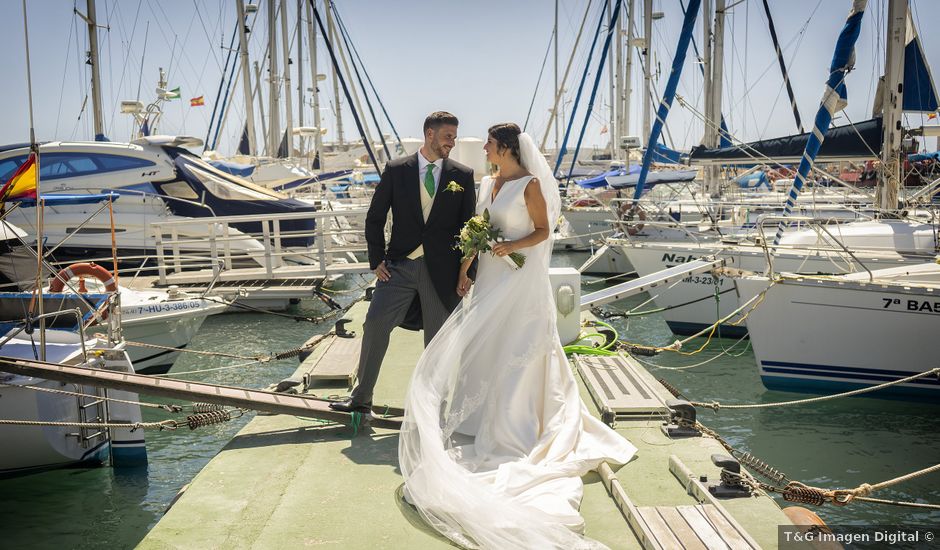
407;150;442;259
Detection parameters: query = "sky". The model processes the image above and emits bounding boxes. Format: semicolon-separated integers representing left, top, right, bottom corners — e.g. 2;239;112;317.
0;0;937;156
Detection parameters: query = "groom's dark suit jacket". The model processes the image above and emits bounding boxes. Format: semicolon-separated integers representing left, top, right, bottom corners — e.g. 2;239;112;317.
365;153;476;328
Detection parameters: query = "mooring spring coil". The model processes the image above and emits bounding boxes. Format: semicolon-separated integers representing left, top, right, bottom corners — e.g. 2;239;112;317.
191;402;225;413
274;347;304;360
782;482;827;506
186;410;232;430
735;451;789;485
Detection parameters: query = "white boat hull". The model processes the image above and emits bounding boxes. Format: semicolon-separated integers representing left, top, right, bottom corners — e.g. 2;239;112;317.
119;298;223;374
735;269;940;397
621;240;924;337
0;377;110;475
0;335;144;475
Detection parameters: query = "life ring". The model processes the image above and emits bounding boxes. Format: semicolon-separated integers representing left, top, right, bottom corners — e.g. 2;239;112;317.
621;206;647;236
49;262;117;293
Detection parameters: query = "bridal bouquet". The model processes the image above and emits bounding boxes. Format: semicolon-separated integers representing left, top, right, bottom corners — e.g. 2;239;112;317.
456;209;526;269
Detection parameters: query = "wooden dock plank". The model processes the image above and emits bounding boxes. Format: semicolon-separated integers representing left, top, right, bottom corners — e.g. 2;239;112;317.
302;334;359;384
636;507;683;549
676;505;730;550
699;504;756;550
655;506;708;550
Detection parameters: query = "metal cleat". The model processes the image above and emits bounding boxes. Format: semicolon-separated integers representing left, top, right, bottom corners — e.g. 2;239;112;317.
708;454;753;499
660;399;701;438
335;318;355;338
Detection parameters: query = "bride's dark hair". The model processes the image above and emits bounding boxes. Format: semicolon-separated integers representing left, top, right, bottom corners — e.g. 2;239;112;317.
488;123;522;165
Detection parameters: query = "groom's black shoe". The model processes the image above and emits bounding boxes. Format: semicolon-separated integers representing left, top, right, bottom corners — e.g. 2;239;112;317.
328;398;372;414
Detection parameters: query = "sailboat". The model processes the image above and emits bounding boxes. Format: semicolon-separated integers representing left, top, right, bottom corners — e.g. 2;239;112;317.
734;260;940;397
724;0;940;397
605;0;939;336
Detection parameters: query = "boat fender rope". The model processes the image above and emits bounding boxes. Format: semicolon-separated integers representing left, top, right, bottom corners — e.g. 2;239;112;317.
185;408;245;430
782;482;827;506
191;402;226;413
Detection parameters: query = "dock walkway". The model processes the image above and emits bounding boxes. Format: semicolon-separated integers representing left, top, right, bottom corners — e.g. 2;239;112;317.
139;300;794;549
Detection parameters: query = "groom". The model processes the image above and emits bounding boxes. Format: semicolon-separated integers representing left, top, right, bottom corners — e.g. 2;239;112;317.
330;111;476;414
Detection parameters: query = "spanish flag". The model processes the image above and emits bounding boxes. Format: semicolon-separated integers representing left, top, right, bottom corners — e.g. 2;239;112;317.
0;152;37;203
190;95;205;107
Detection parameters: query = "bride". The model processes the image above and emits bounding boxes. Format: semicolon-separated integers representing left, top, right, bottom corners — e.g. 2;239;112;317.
399;123;636;549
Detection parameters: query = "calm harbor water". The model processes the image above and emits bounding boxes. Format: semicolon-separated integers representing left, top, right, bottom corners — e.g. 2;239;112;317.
1;252;938;548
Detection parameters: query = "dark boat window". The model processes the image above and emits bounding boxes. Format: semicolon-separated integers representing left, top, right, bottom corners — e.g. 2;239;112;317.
0;151;156;184
0;156;27;182
42;153;156;180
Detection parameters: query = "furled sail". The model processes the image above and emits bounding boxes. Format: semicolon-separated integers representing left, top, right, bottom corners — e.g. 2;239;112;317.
688;117;882;165
772;0;868;246
902;10;938;112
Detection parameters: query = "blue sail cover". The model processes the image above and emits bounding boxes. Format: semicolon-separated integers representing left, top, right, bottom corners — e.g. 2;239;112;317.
735;172;770;189
575;166;641;188
608;169;697;190
903;12;938;112
633;0;702;200
772;0;867;246
689;117;882;163
909;151;940;161
651;143;687;164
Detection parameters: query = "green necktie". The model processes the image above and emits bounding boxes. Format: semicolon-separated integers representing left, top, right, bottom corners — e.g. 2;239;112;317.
424;164;436;198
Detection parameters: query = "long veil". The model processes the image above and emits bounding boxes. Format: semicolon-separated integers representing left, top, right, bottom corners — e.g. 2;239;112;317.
398;133;621;549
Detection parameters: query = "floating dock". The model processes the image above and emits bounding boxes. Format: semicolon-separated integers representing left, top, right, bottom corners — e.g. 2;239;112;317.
136;298;799;549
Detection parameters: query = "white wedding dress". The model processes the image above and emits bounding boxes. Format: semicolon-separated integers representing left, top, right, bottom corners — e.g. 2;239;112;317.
399;135;636;549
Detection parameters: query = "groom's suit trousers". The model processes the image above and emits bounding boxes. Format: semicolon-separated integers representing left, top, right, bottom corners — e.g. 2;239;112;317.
351;257;450;406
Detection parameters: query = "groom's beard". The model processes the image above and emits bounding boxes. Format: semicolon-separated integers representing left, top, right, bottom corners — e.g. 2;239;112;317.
433;143;451;158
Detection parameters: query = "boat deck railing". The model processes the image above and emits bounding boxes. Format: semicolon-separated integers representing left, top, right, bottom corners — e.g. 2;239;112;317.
149;209;371;285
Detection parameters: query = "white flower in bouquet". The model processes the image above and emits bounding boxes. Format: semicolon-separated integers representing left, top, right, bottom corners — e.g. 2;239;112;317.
455;209;525;269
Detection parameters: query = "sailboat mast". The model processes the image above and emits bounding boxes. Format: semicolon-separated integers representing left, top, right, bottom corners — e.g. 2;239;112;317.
642;0;652;140
540;0;595;152
623;0;635;169
325;2;344;149
296;0;305;155
22;0;44;360
306;0;324;168
267;0;281;156
607;0;618;161
706;0;726;197
235;0;257;156
554;0;560;151
613;0;625;160
279;0;294;158
85;0;105;141
878;0;907;212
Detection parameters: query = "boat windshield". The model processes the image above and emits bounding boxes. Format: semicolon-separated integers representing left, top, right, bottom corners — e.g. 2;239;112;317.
182;157;288;201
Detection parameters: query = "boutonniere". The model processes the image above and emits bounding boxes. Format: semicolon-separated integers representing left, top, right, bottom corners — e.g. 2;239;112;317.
444;180;464;193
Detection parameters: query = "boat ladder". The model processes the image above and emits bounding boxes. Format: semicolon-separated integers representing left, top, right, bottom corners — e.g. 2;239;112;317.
0;357;402;430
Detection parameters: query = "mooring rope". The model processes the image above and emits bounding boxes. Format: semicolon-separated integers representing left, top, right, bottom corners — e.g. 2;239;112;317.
0;418;181;431
157;332;334;377
691;367;940;410
0;383;182;412
103;330;336;371
689;420;940;510
0;406;249;432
